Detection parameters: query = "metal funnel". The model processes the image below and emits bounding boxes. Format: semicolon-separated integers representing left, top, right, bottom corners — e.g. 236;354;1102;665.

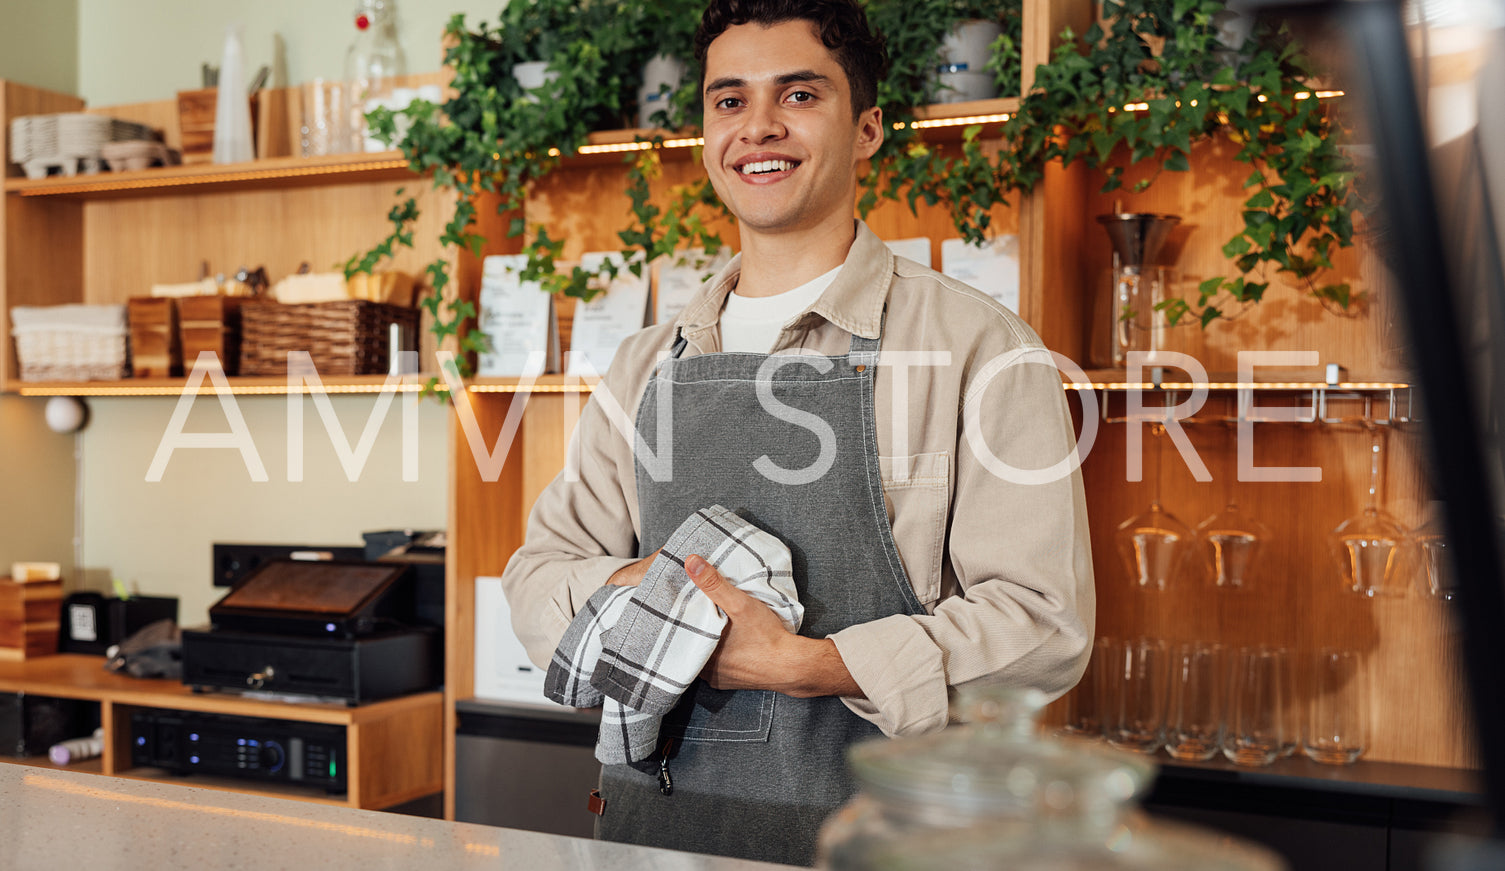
1097;213;1181;269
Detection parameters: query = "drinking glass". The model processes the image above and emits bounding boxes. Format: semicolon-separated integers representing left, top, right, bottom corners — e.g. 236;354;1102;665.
1197;439;1271;590
1223;646;1286;767
1165;642;1225;761
301;79;352;156
1412;508;1460;601
1304;648;1369;765
1329;427;1407;597
1059;636;1115;737
1116;425;1194;592
1104;637;1168;754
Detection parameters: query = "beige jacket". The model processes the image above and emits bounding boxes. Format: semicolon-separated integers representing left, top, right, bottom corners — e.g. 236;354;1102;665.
501;221;1095;737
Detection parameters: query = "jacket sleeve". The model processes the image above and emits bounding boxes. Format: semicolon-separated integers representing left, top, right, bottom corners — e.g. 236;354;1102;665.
828;342;1096;736
498;371;642;670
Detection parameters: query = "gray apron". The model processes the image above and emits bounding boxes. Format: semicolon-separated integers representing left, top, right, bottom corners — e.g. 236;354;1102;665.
596;326;926;867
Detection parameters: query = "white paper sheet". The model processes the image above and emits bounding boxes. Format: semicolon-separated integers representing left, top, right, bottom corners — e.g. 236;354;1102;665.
884;236;933;269
473;575;561;705
476;254;558;376
941;235;1021;313
566;252;650;375
655;248;731;326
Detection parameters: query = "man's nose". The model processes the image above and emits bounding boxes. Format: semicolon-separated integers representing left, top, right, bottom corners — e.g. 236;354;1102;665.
741;100;787;143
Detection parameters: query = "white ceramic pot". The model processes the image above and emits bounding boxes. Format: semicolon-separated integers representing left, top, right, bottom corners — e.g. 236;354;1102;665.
637;54;688;129
512;61;559;103
933;20;1003;103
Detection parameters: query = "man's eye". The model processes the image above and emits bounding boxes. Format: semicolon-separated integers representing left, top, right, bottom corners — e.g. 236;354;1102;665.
787;90;815;103
715;97;743;109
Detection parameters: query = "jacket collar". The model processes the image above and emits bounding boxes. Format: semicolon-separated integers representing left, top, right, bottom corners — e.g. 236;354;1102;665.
675;220;893;345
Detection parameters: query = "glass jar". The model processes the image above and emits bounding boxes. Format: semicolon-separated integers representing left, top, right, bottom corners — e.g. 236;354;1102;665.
344;0;406;152
817;687;1285;871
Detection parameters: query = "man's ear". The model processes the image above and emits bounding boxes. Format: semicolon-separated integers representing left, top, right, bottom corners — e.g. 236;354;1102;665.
855;105;884;160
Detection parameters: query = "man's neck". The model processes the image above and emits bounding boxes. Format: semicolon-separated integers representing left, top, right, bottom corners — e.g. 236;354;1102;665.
733;217;856;298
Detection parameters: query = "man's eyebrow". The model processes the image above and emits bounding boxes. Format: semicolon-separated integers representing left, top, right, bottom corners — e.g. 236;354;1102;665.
704;71;834;95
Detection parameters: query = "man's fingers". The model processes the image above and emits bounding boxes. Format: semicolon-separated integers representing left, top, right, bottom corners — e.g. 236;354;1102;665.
685;554;750;614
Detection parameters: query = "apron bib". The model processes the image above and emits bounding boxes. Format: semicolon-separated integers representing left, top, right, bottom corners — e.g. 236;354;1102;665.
596;329;925;867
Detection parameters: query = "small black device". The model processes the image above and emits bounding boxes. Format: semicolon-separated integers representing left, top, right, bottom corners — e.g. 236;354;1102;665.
0;693;99;758
129;708;346;792
212;543;366;588
59;593;178;656
181;626;440;704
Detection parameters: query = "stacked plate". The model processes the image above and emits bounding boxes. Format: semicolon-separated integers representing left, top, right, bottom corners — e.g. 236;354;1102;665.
9;113;160;178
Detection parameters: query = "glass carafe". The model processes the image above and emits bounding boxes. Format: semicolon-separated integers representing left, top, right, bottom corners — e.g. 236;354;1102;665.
1092;213;1182;369
818;687;1285;871
345;0;406;152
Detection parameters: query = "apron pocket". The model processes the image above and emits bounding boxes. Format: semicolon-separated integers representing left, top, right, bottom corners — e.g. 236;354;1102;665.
660;683;776;744
879;451;951;608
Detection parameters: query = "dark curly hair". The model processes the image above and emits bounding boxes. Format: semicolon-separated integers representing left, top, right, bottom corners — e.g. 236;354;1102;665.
693;0;889;119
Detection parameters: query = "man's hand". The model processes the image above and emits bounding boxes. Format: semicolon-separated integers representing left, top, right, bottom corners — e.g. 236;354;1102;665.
685;554;864;699
606;549;660;587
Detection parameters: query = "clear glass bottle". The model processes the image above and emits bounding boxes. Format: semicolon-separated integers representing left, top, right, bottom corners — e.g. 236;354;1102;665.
344;0;406;152
818;687;1285;871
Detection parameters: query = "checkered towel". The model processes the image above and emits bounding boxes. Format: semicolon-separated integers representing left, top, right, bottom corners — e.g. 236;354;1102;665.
544;505;803;764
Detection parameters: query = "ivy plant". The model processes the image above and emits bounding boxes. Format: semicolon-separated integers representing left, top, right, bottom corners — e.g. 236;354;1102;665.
995;0;1358;325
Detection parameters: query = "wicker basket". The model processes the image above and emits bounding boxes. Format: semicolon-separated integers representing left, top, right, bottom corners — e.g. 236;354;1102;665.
239;300;418;376
11;304;130;381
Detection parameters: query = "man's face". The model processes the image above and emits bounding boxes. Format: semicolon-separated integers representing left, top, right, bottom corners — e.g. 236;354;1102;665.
701;20;883;239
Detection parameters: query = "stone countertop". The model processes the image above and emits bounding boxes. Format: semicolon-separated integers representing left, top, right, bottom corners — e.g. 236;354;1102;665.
0;765;795;870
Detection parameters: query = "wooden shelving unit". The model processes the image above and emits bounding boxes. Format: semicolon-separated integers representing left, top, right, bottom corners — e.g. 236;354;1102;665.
0;654;442;810
0;0;1477;824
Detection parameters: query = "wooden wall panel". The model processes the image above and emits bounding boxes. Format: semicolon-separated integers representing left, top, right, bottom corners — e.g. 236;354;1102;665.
79;180;455;304
1075;419;1474;768
1081;134;1394;377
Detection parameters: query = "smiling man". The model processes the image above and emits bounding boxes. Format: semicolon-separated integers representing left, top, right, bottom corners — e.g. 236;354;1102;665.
499;0;1095;865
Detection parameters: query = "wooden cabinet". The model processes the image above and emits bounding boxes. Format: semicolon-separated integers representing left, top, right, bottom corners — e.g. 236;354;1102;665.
0;654;442;810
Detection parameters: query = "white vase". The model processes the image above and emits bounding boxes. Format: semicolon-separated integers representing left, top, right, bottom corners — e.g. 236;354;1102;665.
638;54;688;129
513;61;559;103
933;20;1003;104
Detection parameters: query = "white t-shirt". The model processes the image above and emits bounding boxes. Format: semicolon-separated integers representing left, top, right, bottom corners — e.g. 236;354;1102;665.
718;266;841;353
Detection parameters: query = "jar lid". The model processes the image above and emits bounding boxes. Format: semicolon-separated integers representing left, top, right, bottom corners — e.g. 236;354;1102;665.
847;687;1154;820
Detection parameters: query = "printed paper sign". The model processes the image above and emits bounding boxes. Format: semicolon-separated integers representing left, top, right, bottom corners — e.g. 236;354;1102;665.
884;236;932;269
655;248;731;326
567;252;651;375
476;254;558;376
941;235;1021;313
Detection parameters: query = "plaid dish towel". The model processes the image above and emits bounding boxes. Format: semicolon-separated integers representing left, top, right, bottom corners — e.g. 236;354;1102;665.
544;505;803;764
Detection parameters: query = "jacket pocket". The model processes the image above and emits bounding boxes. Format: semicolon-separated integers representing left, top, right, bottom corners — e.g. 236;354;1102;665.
879;451;951;608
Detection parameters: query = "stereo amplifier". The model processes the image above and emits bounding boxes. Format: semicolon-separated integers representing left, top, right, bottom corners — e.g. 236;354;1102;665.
130;709;346;792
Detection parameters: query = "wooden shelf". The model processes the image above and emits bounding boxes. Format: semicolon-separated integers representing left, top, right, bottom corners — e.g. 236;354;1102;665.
0;754;104;776
2;151;417;200
12;374;602;397
0;655;442;809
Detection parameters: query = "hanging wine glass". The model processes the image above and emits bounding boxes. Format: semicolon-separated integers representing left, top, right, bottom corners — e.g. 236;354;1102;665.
1412;503;1459;601
1196;425;1271;590
1116;423;1194;592
1328;426;1408;597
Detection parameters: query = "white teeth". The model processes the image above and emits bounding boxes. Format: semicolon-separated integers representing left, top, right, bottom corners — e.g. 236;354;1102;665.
739;159;794;174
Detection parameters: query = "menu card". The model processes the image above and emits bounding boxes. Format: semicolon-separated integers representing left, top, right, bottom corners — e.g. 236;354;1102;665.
567;252;651;375
476;254;558;376
655;248;732;326
885;236;932;268
942;235;1021;313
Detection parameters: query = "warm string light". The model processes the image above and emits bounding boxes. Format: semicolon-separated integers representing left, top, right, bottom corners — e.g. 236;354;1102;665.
575;137;704;155
10;158;411;197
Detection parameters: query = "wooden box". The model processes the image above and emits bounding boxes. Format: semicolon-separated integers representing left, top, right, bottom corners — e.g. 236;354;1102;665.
176;88;259;165
0;579;63;660
178;296;242;375
127;297;180;377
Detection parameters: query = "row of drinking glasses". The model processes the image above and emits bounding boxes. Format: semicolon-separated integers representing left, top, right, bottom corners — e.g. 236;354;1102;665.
1061;638;1370;767
1118;502;1457;599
